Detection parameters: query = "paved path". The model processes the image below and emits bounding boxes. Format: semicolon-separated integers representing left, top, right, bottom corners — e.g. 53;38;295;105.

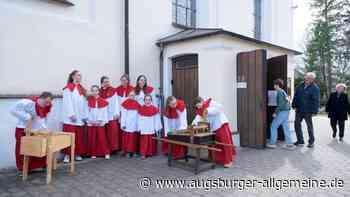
0;116;349;197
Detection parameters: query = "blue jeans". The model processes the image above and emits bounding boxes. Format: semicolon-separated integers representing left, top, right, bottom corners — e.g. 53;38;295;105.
270;111;292;145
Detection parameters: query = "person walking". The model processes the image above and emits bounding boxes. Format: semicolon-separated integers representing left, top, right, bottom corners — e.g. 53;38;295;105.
266;79;295;150
292;72;320;148
326;83;350;142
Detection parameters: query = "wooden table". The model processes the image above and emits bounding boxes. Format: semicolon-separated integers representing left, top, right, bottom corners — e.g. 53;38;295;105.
154;137;221;174
20;130;75;184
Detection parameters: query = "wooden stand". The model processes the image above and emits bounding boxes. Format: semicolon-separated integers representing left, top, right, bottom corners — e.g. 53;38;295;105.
20;124;75;184
154;137;221;174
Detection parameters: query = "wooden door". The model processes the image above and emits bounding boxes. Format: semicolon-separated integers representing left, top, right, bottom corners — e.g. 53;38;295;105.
172;54;198;123
237;50;267;148
267;55;288;140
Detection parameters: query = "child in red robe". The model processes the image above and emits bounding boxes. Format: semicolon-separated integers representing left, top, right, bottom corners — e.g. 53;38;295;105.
192;97;236;168
120;90;140;158
162;96;188;159
86;85;110;159
10;92;53;171
137;95;162;159
100;76;121;153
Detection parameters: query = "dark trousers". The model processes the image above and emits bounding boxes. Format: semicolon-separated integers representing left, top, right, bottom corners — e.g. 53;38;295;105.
330;118;345;138
294;112;315;144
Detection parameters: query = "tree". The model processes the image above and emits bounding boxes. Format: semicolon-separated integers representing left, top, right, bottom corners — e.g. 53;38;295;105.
303;0;349;104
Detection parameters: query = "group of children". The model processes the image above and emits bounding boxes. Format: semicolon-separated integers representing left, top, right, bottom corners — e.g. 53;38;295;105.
11;70;236;173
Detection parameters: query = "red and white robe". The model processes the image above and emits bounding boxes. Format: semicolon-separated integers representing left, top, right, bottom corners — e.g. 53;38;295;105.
115;84;134;107
192;98;236;165
100;86;121;152
86;96;110;156
135;86;157;106
137;105;162;157
61;83;87;156
120;99;140;153
10;97;52;171
162;99;188;159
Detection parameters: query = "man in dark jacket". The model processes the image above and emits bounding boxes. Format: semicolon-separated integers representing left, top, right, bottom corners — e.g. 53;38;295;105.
292;72;320;148
326;83;350;142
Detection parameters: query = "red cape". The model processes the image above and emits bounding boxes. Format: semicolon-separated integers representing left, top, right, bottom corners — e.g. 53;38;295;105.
165;99;186;119
138;105;159;117
29;96;52;118
196;98;211;116
87;96;108;108
115;85;134;97
63;83;85;96
99;86;115;99
143;86;154;94
122;98;140;110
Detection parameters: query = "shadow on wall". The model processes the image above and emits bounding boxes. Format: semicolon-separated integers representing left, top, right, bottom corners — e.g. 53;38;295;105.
0;99;62;169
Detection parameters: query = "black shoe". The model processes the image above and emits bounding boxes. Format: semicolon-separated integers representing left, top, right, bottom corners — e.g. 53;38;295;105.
332;133;336;138
339;138;343;142
294;142;305;146
307;143;314;148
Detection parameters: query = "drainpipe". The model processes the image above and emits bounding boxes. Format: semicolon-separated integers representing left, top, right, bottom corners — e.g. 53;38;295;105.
159;43;165;114
124;0;130;75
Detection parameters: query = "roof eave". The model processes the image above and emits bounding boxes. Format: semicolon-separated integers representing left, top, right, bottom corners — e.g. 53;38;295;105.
156;29;302;55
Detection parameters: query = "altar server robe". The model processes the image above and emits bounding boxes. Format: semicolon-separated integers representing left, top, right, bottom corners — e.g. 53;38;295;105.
137;105;162;156
162;99;188;159
10;97;52;171
120;98;140;153
192;98;236;165
100;87;121;151
86;96;110;156
61;83;88;156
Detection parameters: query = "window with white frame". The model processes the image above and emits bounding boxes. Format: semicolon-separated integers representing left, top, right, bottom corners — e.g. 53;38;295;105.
172;0;196;28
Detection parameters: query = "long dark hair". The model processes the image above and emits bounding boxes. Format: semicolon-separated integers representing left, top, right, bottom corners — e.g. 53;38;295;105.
67;70;87;96
100;76;109;85
135;75;148;95
67;70;79;84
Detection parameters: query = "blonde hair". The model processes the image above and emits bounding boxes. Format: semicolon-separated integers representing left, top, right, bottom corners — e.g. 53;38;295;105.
166;96;176;107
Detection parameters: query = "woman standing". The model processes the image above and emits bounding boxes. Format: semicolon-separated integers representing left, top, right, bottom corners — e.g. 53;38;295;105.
135;75;156;106
326;83;350;142
100;76;121;153
192;97;236;168
162;96;188;159
266;79;295;150
62;70;87;163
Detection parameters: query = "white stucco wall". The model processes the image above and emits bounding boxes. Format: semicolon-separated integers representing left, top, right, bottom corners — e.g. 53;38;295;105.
128;0;178;92
261;0;294;48
0;0;294;95
0;0;124;95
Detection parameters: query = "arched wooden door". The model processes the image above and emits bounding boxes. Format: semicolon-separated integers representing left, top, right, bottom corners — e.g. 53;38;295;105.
172;54;198;123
